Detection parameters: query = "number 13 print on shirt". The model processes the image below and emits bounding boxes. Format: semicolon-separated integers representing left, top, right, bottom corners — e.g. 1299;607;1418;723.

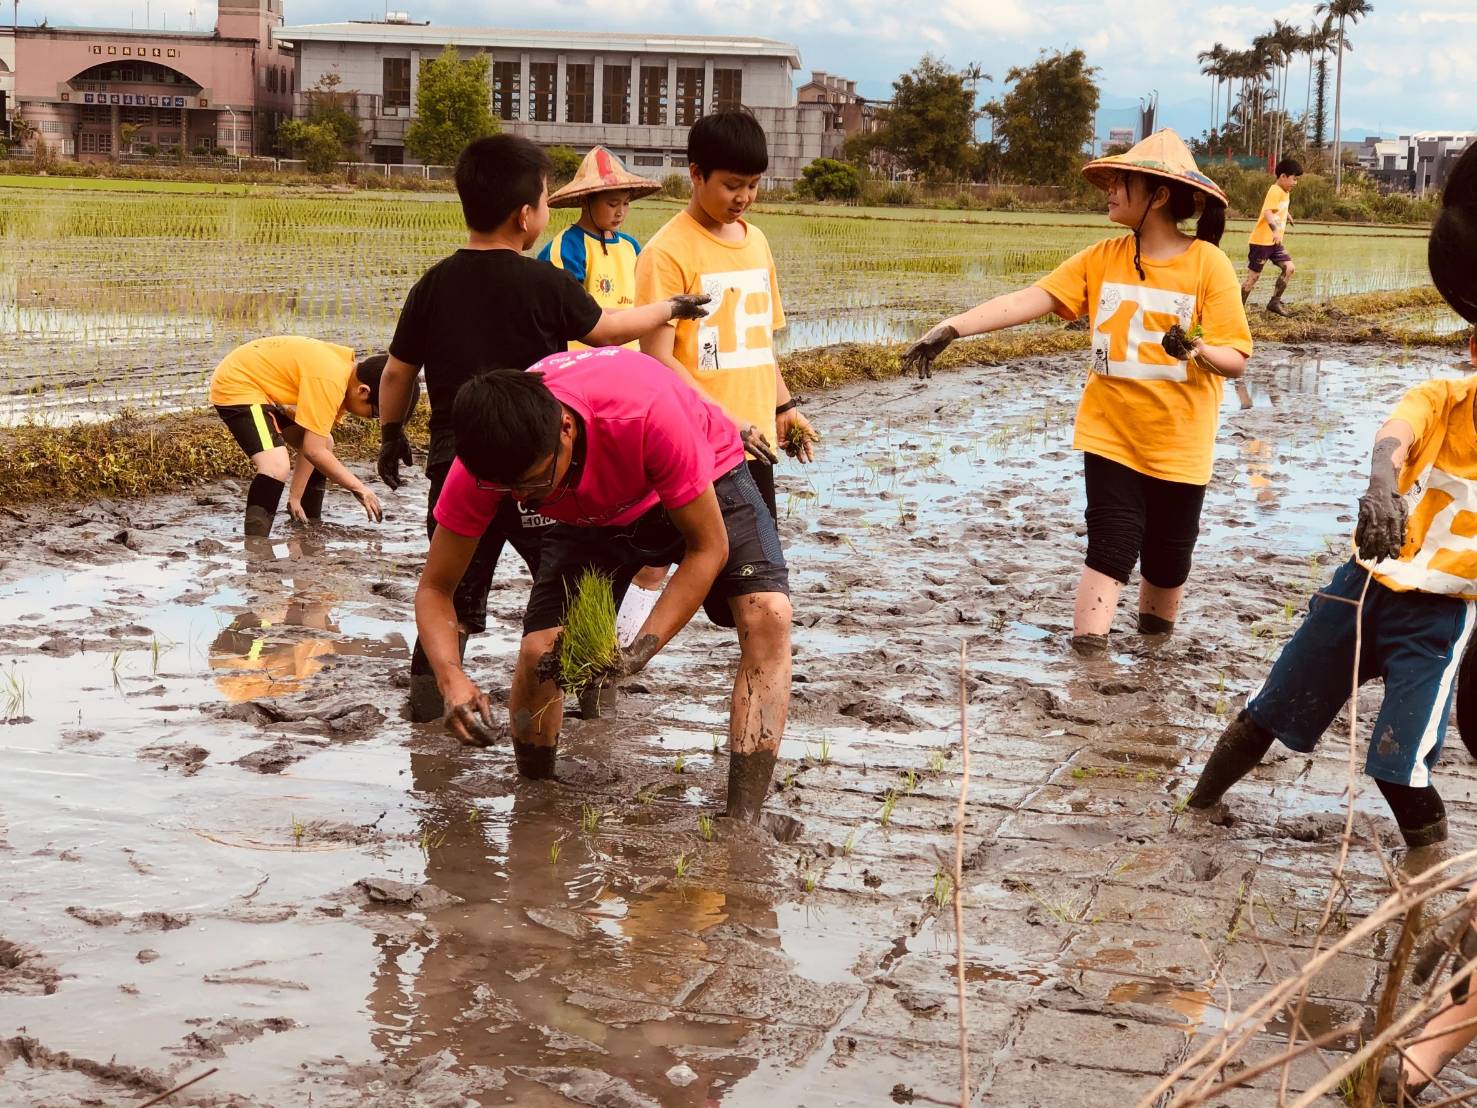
696;269;775;372
1090;283;1195;381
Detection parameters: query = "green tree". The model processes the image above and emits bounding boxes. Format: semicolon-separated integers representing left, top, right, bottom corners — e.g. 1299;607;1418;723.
872;55;983;182
796;158;863;201
405;46;498;167
278;120;344;172
547;145;582;185
985;50;1099;186
1316;0;1373;190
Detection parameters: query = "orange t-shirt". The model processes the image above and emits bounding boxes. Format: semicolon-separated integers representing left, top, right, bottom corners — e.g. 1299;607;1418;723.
1035;234;1253;486
208;336;355;437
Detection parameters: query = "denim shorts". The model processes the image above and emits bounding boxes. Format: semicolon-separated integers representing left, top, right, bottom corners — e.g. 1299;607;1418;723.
1248;559;1475;787
522;462;788;635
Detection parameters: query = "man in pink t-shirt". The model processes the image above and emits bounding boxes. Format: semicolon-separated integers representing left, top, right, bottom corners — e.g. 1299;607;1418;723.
415;347;791;821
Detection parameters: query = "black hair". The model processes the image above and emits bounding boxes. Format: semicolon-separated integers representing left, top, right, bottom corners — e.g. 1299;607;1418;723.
1275;158;1304;178
1123;173;1227;278
1430;142;1477;324
452;369;563;484
454;135;550;233
687;109;768;178
355;352;420;419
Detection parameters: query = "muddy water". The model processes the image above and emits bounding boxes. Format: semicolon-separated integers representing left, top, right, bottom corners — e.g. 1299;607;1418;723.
4;343;1477;1105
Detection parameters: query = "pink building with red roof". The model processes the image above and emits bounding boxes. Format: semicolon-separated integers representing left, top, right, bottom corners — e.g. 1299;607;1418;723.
9;0;292;159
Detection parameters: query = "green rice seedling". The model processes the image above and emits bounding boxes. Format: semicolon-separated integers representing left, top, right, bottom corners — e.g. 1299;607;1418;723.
580;804;604;835
673;852;689;879
673;752;686;775
932;870;954;909
711;735;721;755
902;768;918;794
842;828;859;856
818;736;832;765
879;790;897;827
698;813;714;841
419;825;448;856
467;806;479;824
1172;793;1191;813
927;749;946;773
548;840;562;867
552;569;620;698
802;869;818;894
291;815;305;847
1;667;27;718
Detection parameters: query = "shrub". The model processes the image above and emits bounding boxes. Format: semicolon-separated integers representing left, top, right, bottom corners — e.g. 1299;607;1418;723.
795;157;863;202
660;173;690;199
547;144;582;186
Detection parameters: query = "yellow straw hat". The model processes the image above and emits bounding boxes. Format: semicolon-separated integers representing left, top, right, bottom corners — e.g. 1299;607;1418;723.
1081;128;1228;206
548;146;661;208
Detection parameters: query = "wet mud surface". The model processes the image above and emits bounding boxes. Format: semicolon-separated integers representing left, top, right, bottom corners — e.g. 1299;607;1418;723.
5;342;1477;1104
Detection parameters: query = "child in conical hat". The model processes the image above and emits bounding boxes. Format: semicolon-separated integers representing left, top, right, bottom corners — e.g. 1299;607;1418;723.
902;129;1251;653
539;146;661;348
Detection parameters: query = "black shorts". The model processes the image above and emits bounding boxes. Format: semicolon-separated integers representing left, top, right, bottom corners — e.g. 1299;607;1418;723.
523;463;789;635
747;459;778;521
1247;243;1293;273
215;403;297;458
1082;452;1206;589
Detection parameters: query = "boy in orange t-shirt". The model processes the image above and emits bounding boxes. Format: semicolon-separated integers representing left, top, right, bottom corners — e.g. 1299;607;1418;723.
902;130;1251;654
1240;158;1302;316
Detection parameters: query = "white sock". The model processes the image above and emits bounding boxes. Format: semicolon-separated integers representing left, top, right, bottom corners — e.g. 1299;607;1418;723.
616;584;662;647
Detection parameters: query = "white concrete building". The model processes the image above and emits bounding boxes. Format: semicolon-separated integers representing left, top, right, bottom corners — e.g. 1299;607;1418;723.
275;19;840;182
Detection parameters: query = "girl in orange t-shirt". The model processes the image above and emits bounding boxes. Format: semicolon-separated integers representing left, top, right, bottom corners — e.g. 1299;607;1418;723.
902;130;1251;655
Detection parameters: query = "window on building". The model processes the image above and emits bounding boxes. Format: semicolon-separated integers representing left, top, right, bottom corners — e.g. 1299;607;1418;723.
41;120;63;133
632;150;664;167
566;63;593;124
639;65;667;126
493;61;520;121
80;131;112;154
382;57;410;108
602;65;630;125
266;67;278;93
529;61;556;122
675;67;703;126
714;68;742;111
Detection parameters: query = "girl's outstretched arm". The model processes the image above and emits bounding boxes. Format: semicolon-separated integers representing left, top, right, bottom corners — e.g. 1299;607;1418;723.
902;286;1061;379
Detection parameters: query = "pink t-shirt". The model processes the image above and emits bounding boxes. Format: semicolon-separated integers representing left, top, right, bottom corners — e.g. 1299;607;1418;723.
433;347;746;538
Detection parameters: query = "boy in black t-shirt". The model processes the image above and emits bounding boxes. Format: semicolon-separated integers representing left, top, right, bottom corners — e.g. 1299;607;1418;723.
376;134;708;721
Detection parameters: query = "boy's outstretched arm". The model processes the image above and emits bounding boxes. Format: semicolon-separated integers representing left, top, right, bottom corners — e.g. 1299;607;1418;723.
377;355;419;489
902;286;1060;379
1356;418;1415;562
584;295;710;347
298;431;384;521
617;487;729;676
415;526;497;744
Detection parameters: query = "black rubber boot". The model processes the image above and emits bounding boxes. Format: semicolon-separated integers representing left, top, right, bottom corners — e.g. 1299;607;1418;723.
725;749;778;822
1187;709;1276;809
407;632;467;723
1137;612;1175;635
513;739;557;780
298;470;327;521
1376;779;1449;849
1070;633;1109;657
244;475;285;537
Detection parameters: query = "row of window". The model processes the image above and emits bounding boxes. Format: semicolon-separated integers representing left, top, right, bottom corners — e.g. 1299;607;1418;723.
79;131;113;153
75;61;197;87
378;57;740;124
89;44;181;59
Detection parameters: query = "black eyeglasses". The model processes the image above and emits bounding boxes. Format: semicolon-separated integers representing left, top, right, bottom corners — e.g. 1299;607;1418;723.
474;440;562;497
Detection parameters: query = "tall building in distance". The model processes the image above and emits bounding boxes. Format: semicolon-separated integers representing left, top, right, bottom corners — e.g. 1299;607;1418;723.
276;18;845;182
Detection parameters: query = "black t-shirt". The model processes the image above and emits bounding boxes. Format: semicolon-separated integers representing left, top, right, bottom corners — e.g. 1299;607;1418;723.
389;249;604;464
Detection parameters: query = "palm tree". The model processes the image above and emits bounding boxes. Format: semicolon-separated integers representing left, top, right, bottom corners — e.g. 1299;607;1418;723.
1317;0;1374;190
1269;20;1303;166
1198;43;1228;144
1308;16;1335;153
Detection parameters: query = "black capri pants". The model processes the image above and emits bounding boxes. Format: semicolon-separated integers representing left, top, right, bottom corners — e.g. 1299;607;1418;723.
1082;452;1207;589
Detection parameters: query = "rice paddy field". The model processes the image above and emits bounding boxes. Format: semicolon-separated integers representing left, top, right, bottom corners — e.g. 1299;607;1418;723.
0;182;1444;424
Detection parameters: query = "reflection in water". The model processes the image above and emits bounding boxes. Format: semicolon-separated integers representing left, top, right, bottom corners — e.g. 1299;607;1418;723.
1240;438;1279;507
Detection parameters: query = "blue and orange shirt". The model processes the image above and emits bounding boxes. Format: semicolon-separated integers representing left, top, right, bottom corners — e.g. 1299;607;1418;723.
539;225;641;353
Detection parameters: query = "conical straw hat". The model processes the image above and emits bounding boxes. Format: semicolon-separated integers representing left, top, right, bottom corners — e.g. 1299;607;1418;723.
1081;129;1227;206
548;146;661;208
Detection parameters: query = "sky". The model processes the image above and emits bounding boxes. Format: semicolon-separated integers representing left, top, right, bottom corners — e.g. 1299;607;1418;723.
27;0;1476;141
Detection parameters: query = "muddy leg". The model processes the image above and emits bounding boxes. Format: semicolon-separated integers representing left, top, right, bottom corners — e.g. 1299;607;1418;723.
510;627;562;779
1187;709;1275;809
725;592;792;821
1137;580;1183;635
1266;262;1296;315
1240;269;1260;305
244;445;290;537
1072;566;1122;652
1375;779;1448;848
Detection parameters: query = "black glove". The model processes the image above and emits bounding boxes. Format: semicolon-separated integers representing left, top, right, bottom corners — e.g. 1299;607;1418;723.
667;294;712;321
900;323;958;381
1355;491;1407;562
1162;324;1195;360
377;422;414;490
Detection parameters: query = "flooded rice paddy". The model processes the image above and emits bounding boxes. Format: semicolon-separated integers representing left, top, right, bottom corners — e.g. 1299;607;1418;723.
5;332;1477;1103
0;184;1444;424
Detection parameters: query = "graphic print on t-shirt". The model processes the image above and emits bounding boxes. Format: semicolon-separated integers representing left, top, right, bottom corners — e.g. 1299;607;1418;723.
696;268;774;372
1091;282;1195;381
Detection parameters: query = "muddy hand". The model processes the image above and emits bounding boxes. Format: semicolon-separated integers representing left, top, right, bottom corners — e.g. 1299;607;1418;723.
667;293;712;322
287;497;309;524
1354;490;1406;562
900;323;958;380
355;487;384;523
377;422;414;490
779;409;819;463
446;694;500;747
1412;908;1477;1004
740;424;779;465
1161;324;1195;361
614;634;661;680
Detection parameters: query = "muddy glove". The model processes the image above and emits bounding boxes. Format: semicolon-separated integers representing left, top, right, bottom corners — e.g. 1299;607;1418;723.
667;294;712;322
1355;435;1407;562
1162;324;1196;361
1412;908;1477;1005
900;323;958;381
614;634;662;680
377;422;414;490
740;424;780;465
